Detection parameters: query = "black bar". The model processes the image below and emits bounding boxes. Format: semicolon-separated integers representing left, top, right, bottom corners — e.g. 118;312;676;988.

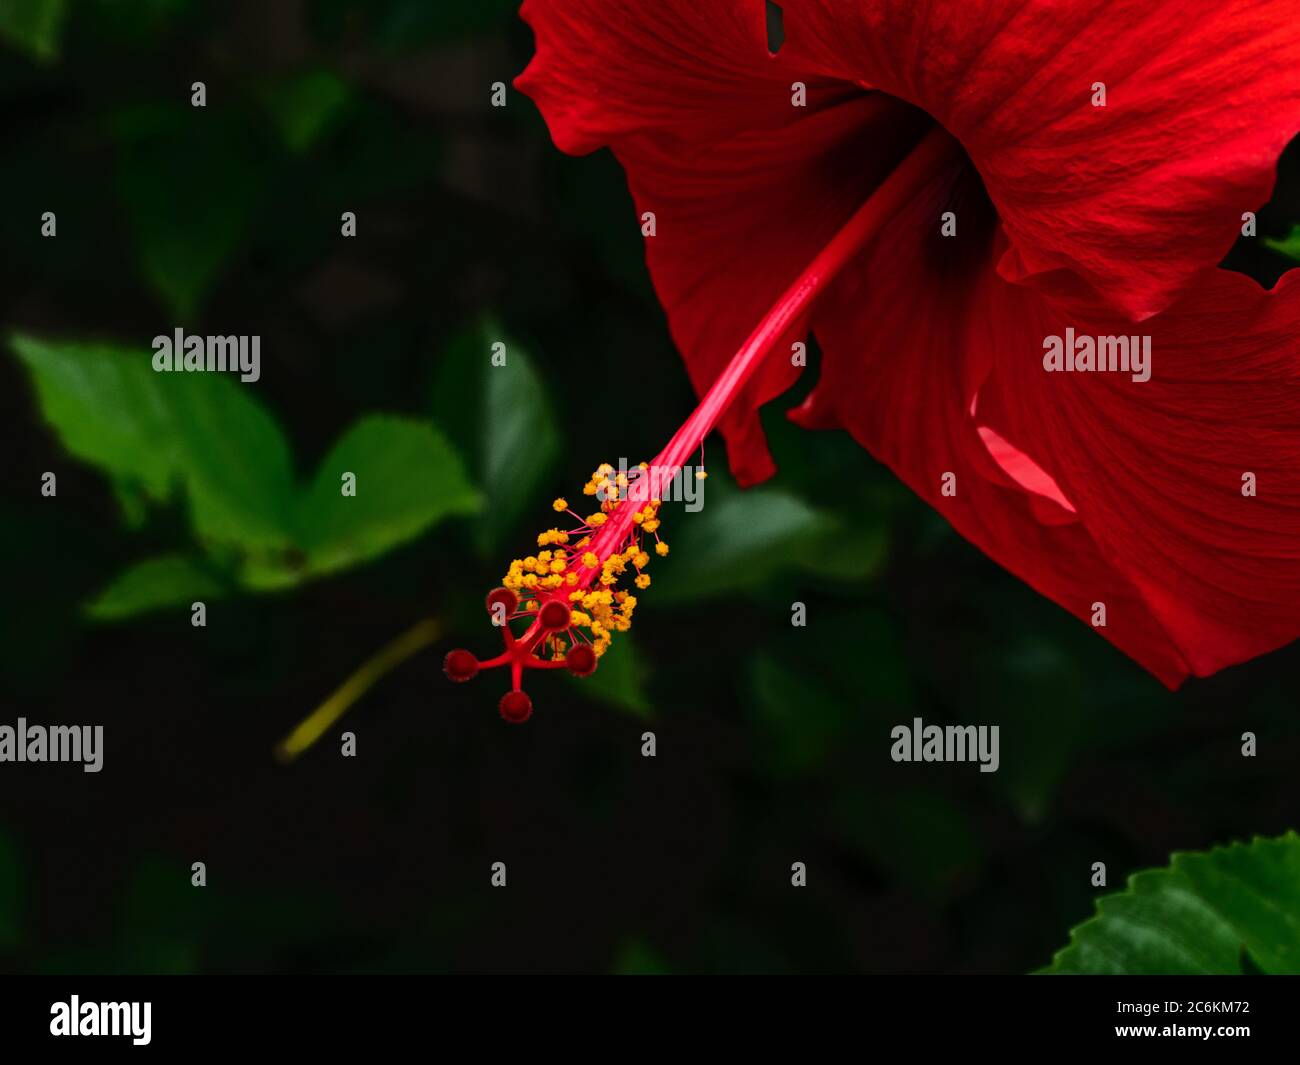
0;974;1292;1052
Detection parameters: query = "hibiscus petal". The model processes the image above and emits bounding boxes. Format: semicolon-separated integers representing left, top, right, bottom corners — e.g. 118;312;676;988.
520;0;1300;324
517;0;1300;684
617;98;931;483
803;158;1300;685
518;0;938;480
776;0;1300;320
980;267;1300;681
515;0;797;155
796;173;1192;685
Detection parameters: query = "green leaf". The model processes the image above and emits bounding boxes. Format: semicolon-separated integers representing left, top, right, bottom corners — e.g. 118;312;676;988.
1262;225;1300;263
12;334;176;496
0;0;66;61
567;635;651;717
296;415;480;579
651;480;836;605
11;334;296;551
1042;833;1300;974
13;336;480;594
114;106;263;320
261;70;352;154
165;369;296;551
794;505;889;581
748;655;859;778
432;321;561;555
84;555;228;621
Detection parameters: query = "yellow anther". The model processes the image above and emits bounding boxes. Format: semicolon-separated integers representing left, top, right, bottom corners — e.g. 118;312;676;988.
513;464;669;659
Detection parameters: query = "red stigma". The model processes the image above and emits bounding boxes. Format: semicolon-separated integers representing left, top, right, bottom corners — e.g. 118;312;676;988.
443;648;479;682
485;586;518;617
565;644;597;677
538;600;571;631
499;690;533;724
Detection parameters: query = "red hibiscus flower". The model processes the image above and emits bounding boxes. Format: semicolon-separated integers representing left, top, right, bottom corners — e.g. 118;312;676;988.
448;0;1300;717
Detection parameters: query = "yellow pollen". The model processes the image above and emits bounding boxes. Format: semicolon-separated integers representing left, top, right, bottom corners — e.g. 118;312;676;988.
505;461;672;661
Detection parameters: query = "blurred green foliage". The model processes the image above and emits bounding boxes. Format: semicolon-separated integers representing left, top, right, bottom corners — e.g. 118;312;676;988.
432;320;559;556
14;335;479;610
0;0;65;62
1262;224;1300;263
0;0;1298;977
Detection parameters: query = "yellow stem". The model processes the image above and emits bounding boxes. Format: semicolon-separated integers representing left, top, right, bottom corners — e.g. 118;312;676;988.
274;618;442;763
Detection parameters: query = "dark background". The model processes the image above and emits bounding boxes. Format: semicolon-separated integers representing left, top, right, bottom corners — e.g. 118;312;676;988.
1;0;1298;974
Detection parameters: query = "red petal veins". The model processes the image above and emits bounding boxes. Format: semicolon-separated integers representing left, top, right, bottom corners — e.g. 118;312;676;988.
519;0;1300;322
778;0;1300;321
803;169;1300;686
979;268;1300;682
